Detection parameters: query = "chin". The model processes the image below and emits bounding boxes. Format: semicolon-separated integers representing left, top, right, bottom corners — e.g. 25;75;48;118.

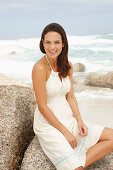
48;53;58;58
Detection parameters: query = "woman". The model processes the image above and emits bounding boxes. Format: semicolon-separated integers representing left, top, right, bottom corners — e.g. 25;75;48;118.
32;23;113;170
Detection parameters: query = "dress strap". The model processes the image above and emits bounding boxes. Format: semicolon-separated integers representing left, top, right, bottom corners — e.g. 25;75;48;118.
45;55;53;71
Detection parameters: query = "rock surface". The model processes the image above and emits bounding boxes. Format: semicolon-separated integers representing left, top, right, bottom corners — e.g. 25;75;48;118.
0;84;36;170
21;135;56;170
86;152;113;170
21;135;113;170
73;75;108;93
73;63;86;72
84;72;113;89
1;74;113;170
73;75;86;84
73;84;105;93
0;73;30;87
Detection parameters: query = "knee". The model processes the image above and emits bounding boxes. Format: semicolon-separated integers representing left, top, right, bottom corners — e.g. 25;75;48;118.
75;166;84;170
102;127;113;141
110;139;113;151
109;128;113;141
100;128;113;151
108;128;113;150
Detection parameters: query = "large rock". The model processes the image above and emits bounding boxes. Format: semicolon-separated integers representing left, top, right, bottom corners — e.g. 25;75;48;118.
21;135;55;170
86;152;113;170
0;84;36;170
1;74;113;170
73;63;86;72
73;75;86;84
0;73;30;86
73;84;104;93
21;135;113;170
84;72;113;89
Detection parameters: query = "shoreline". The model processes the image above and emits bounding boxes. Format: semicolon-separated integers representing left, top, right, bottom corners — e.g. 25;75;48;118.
77;97;113;129
0;73;113;129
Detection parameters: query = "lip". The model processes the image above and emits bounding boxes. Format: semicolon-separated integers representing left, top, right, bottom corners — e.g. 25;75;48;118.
49;50;57;54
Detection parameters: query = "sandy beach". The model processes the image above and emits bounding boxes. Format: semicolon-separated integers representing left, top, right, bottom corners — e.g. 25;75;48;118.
77;97;113;129
1;73;113;129
1;73;113;169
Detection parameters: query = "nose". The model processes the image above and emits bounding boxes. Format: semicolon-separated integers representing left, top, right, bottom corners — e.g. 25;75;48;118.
50;43;55;49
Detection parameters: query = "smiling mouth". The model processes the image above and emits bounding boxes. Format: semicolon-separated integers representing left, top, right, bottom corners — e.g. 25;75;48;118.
49;50;57;54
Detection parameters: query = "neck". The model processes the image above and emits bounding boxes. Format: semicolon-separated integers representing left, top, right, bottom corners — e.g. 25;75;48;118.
46;55;58;68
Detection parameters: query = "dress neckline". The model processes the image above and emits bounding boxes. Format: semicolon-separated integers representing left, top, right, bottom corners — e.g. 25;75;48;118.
45;55;59;73
45;55;62;82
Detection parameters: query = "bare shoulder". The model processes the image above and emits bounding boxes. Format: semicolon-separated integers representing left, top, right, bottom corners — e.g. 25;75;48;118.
31;57;48;108
32;57;46;80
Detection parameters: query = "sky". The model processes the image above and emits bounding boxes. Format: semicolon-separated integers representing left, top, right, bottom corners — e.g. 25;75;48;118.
0;0;113;39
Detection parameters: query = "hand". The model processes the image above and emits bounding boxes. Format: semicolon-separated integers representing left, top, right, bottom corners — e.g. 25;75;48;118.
77;120;88;137
62;129;77;149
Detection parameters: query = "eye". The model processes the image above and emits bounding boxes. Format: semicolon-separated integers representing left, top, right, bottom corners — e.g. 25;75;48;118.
45;41;50;44
55;41;60;44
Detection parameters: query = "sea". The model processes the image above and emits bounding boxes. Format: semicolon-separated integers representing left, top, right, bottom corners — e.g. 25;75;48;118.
0;33;113;99
1;34;113;127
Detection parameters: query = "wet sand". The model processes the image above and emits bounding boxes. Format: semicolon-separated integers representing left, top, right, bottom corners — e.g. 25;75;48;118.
1;73;113;129
77;98;113;129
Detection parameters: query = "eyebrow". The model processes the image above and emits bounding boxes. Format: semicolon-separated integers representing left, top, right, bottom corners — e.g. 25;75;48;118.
45;40;61;42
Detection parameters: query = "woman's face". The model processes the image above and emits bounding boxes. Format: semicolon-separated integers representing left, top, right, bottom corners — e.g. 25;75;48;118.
43;31;64;59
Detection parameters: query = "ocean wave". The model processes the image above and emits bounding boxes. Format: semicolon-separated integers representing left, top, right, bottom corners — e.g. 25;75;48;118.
67;34;113;46
69;46;113;53
69;56;113;73
0;60;34;83
75;89;113;99
96;34;113;40
0;33;113;83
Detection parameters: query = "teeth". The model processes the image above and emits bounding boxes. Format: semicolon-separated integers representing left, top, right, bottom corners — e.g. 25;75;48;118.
49;51;56;53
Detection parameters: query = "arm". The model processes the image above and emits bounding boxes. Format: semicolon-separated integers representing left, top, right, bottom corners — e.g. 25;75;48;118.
66;61;82;122
32;61;78;148
32;61;67;134
66;61;88;136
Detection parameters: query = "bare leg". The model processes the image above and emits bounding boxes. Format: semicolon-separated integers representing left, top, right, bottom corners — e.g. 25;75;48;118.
84;127;113;168
75;166;84;170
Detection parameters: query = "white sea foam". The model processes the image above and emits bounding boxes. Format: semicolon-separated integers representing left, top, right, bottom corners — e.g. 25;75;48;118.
75;89;113;100
69;57;113;73
0;33;113;85
0;38;40;58
67;34;113;46
0;61;34;83
69;46;113;53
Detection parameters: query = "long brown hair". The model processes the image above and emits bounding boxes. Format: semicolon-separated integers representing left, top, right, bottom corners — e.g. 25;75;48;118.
40;23;71;78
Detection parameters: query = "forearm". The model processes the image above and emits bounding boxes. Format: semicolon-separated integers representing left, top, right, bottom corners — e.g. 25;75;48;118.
66;95;83;122
39;105;68;134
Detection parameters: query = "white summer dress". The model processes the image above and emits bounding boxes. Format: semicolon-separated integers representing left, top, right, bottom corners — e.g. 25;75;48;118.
33;55;105;170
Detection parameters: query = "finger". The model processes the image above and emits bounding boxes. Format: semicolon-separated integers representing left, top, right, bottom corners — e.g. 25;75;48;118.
70;141;77;149
80;127;84;136
78;132;82;136
70;142;74;149
75;141;77;147
78;128;85;136
72;142;77;149
73;140;77;147
82;127;88;136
